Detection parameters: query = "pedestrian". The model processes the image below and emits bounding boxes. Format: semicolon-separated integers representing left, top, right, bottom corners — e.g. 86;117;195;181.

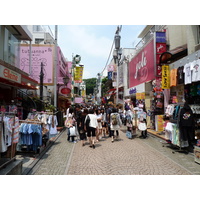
101;108;107;137
110;108;122;142
138;108;147;139
106;104;113;137
64;113;77;143
76;109;87;146
96;109;103;141
84;108;98;149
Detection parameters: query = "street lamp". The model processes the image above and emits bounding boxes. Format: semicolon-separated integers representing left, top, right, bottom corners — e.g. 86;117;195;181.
113;27;122;105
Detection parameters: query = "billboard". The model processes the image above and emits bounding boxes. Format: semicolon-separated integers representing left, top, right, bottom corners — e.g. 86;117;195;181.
129;39;155;88
20;44;54;84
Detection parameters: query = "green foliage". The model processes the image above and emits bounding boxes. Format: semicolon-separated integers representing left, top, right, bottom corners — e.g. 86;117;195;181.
83;78;97;95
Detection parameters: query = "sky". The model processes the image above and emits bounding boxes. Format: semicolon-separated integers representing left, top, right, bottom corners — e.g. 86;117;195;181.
50;25;146;79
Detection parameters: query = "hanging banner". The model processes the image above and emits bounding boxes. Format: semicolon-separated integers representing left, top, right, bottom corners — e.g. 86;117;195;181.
162;65;170;89
108;71;113;80
155;32;167;77
74;66;83;83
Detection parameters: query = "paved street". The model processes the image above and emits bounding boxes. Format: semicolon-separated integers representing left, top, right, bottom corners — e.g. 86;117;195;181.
27;126;200;175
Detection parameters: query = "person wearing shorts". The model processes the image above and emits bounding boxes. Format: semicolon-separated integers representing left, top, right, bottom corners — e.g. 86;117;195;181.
84;108;98;149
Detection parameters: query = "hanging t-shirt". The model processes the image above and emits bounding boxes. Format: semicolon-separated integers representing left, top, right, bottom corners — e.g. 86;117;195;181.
170;68;177;87
177;66;184;84
191;59;200;82
183;63;192;85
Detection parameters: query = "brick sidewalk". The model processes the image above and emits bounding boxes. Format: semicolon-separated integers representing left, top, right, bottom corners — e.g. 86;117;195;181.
65;130;191;175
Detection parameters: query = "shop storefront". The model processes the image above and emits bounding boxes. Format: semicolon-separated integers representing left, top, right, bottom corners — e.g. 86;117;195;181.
156;48;200;154
0;64;38;118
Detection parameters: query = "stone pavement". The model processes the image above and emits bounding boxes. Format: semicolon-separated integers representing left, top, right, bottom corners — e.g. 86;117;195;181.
28;126;200;175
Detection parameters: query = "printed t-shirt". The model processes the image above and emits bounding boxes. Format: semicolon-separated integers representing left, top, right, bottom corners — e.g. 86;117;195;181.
191;59;200;82
170;68;177;87
183;63;192;85
177;66;184;84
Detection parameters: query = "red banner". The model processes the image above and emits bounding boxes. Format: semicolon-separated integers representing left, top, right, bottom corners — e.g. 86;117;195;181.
129;40;155;88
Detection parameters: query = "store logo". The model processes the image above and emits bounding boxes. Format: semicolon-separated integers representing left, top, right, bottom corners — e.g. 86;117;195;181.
134;52;148;82
3;68;19;82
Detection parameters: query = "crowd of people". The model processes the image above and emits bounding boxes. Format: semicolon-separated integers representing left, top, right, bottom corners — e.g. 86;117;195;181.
64;102;148;149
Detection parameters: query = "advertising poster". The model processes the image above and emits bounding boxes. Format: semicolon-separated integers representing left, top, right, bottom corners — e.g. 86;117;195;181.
20;44;54;84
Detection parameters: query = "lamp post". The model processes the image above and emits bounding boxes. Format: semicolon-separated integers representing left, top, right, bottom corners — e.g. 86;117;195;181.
40;62;44;111
113;26;122;104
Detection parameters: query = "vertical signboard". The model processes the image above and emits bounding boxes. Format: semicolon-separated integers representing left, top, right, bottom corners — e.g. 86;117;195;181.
155;32;167;77
162;65;170;89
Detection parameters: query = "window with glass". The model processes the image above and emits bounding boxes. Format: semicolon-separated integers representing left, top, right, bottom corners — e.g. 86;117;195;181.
2;27;20;67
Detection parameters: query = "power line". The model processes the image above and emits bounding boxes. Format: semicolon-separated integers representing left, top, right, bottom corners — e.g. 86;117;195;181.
101;39;115;75
101;25;122;76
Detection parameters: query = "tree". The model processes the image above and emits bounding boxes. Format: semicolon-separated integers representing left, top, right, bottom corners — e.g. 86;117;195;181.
83;78;97;95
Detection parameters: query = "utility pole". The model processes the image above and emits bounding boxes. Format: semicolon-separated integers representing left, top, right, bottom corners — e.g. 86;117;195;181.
54;25;58;109
40;62;44;111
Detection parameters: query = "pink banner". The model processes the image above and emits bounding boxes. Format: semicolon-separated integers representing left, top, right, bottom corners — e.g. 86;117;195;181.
129;40;155;87
20;45;54;84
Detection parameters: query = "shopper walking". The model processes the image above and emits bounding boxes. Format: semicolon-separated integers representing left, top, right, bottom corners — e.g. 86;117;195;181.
96;109;103;141
64;113;77;143
101;108;107;137
106;104;113;137
138;108;147;139
76;109;88;146
110;108;122;142
84;108;98;149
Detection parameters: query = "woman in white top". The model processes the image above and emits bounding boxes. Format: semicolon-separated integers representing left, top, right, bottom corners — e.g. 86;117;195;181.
84;108;98;149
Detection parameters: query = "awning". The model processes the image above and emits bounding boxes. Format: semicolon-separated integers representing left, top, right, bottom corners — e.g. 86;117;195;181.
0;74;38;90
0;64;38;89
159;44;187;64
105;88;116;97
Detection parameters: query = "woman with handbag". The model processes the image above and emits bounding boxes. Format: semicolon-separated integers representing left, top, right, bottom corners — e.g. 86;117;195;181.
65;114;77;143
138;108;147;139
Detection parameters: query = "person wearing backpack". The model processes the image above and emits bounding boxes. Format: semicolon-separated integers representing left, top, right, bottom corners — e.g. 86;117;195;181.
110;108;122;143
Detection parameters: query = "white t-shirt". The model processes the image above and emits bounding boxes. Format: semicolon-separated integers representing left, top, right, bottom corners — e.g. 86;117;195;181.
191;59;200;82
183;63;192;85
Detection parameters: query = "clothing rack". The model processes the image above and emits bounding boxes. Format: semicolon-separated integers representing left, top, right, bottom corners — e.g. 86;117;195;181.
0;111;18;170
163;104;190;154
19;119;43;124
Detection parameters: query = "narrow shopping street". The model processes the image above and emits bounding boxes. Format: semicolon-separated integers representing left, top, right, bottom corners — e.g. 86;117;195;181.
27;127;200;175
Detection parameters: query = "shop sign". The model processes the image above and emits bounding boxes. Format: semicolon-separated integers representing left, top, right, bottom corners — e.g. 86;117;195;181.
129;87;136;95
136;92;145;100
108;71;112;80
156;32;166;43
155;32;167;77
129;39;155;88
162;65;170;89
0;65;21;83
58;86;71;97
20;44;54;84
74;66;84;83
